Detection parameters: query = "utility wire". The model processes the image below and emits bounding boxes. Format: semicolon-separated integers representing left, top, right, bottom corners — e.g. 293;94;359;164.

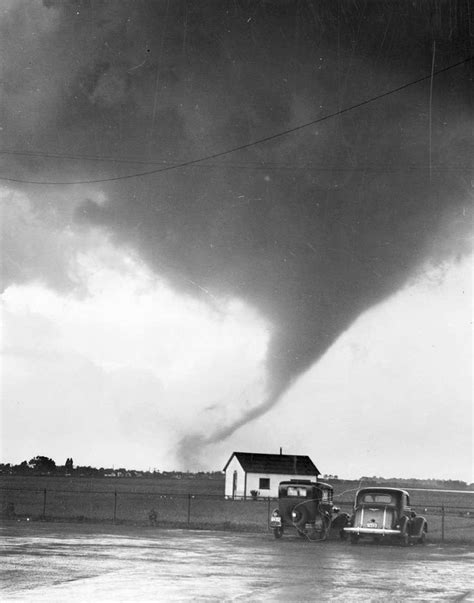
0;56;471;186
429;40;437;182
0;149;471;173
0;154;469;173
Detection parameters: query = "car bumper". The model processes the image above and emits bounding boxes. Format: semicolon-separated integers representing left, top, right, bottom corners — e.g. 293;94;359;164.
344;527;401;536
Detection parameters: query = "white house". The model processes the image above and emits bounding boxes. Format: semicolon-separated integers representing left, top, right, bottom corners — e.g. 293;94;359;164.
223;451;320;499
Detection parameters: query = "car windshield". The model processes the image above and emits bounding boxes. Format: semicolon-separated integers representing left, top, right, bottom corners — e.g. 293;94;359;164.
360;493;395;504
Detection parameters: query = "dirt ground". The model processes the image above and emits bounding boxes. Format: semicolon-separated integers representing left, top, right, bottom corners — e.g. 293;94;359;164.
1;521;473;601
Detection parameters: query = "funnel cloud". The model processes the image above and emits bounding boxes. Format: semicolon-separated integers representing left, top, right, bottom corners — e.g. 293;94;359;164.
1;1;472;460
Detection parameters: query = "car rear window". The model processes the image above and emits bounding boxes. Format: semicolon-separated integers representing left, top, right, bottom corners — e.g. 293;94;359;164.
285;487;307;497
361;493;394;504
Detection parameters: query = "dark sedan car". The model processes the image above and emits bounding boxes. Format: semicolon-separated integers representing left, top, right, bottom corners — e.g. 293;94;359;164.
269;480;348;540
343;487;428;545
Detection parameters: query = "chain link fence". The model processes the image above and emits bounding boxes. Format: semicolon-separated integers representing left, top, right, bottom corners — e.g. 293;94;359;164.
1;486;473;543
1;487;270;531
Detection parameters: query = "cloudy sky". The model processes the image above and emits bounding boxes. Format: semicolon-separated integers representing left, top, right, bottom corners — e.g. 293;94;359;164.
1;1;472;480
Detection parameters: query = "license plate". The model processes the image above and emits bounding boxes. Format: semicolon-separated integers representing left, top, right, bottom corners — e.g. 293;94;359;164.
270;517;281;527
367;522;378;528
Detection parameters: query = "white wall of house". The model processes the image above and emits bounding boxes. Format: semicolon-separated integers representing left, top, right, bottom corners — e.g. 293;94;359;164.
224;456;246;498
245;472;317;499
224;459;317;499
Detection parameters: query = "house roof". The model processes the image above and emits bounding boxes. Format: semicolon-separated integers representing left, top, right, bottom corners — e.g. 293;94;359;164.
223;452;320;476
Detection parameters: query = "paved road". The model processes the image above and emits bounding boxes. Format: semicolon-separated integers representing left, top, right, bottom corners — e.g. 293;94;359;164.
1;522;473;601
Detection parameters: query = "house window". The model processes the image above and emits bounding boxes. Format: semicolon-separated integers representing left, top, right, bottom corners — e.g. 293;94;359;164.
259;478;270;490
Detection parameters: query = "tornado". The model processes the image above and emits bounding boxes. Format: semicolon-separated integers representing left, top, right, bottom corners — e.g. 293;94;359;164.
1;1;472;456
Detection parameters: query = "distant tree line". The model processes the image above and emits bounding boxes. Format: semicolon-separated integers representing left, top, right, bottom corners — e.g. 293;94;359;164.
358;476;472;490
0;457;223;479
317;474;473;490
0;458;471;489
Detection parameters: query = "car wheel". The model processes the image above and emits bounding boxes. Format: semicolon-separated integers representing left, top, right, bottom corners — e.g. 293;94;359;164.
418;529;427;545
273;526;283;539
400;533;410;547
319;516;331;540
350;534;359;545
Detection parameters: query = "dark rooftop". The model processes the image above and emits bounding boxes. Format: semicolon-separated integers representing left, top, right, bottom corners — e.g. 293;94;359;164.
223;452;319;476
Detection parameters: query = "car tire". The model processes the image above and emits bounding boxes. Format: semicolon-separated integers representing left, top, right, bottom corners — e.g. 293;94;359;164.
418;529;427;545
292;505;309;530
321;516;331;539
400;533;410;546
273;527;283;539
398;515;410;546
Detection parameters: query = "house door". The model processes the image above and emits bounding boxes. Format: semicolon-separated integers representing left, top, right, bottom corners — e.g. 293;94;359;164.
232;470;238;499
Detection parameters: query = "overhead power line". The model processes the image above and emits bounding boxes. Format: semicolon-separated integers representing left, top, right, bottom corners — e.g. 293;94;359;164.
0;150;471;173
0;149;472;179
0;56;472;186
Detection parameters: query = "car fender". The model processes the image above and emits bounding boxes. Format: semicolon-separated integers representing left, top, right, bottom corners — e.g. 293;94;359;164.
410;515;427;538
398;514;410;535
330;512;350;530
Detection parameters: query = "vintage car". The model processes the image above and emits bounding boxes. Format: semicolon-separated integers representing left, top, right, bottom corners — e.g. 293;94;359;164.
343;487;428;545
269;480;348;540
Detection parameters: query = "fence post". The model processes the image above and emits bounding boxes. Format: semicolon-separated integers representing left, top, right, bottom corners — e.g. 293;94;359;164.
187;494;191;525
113;490;117;524
441;505;445;542
42;488;47;520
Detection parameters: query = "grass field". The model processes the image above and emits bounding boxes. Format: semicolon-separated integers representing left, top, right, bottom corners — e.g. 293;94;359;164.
1;475;473;543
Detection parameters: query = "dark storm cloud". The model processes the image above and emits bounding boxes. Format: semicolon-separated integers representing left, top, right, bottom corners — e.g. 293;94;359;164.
1;1;472;451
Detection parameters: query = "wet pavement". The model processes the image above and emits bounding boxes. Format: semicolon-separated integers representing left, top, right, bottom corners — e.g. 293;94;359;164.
1;522;473;601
